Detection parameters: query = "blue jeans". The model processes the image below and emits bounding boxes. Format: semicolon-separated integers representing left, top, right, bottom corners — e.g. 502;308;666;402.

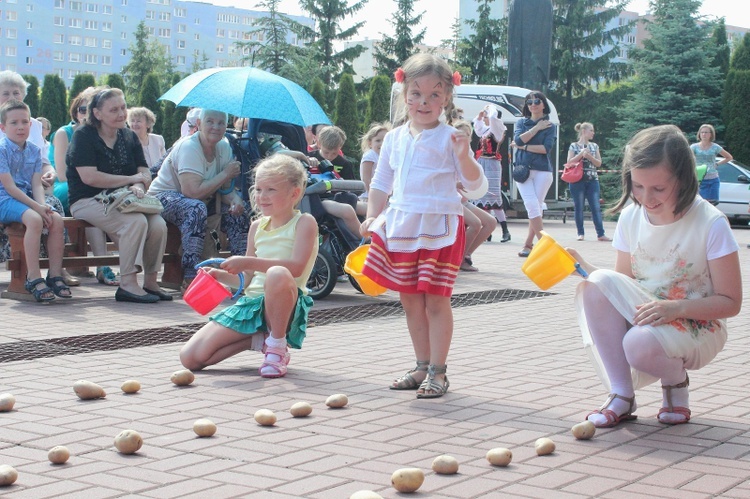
569;180;605;238
699;176;720;202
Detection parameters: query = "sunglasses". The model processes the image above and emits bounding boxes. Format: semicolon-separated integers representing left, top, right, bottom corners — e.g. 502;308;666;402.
77;106;87;114
526;98;543;106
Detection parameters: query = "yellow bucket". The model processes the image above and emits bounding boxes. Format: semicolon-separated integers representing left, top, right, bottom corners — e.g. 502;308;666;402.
521;231;581;290
344;245;388;297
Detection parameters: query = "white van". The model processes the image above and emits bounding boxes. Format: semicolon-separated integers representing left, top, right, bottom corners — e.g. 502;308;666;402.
391;83;571;218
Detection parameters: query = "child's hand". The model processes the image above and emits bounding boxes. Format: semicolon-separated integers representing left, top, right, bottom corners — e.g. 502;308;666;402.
565;248;596;277
360;217;375;238
451;131;471;158
220;256;250;274
634;300;680;326
35;203;53;227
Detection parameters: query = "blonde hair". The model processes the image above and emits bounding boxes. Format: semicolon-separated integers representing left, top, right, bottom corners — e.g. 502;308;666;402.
127;106;157;132
394;53;457;126
360;122;391;154
249;155;308;217
317;125;346;150
610;124;698;217
696;124;715;142
574;122;594;140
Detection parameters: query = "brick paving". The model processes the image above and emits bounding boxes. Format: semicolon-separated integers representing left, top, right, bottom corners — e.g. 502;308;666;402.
0;218;749;498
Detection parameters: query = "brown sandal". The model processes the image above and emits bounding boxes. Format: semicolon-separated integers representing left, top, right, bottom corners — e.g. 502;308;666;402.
658;373;691;425
586;393;637;428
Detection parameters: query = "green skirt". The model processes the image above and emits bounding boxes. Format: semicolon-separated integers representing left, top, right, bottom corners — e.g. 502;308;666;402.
210;289;313;349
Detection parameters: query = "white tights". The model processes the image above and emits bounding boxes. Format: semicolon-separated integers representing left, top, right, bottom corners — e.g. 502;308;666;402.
582;281;689;425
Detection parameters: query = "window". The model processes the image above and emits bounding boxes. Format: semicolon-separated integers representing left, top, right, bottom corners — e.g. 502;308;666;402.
177;40;185;49
177;23;186;33
120;48;126;55
6;29;17;39
121;0;127;5
243;16;253;25
174;7;185;17
69;1;82;11
158;28;170;38
146;10;155;20
147;27;154;36
84;36;96;46
69;35;81;45
102;55;111;65
159;12;170;21
68;69;81;79
69;52;81;62
216;28;224;37
85;54;97;64
53;50;63;61
6;11;17;21
26;21;32;29
194;33;199;40
55;0;65;8
102;39;111;48
86;3;97;13
228;30;240;39
216;44;224;53
176;55;185;64
121;15;126;22
25;56;32;64
69;18;81;28
54;16;64;26
27;4;33;11
84;20;97;30
54;33;64;43
6;47;16;57
103;5;112;14
102;22;112;31
25;39;32;47
194;18;199;25
217;13;240;23
57;69;64;78
121;32;127;39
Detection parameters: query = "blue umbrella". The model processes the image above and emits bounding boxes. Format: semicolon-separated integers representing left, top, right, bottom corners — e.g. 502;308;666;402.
159;67;330;127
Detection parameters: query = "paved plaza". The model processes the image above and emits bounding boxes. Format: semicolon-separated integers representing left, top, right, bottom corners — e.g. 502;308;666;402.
1;218;750;498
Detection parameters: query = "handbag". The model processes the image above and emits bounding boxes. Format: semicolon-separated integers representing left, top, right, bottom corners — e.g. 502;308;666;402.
561;158;584;183
512;163;530;183
94;187;164;215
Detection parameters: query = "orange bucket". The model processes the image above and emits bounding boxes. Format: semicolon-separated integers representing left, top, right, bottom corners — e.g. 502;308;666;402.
183;259;245;315
521;231;585;290
344;245;387;297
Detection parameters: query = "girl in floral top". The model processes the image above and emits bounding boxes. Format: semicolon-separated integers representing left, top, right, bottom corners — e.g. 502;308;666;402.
568;124;741;428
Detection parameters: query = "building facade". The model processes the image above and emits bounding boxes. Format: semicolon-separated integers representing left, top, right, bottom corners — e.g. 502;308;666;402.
0;0;313;87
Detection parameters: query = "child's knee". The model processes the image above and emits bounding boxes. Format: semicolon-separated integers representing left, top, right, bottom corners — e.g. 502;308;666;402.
22;210;43;231
264;266;295;293
179;345;203;371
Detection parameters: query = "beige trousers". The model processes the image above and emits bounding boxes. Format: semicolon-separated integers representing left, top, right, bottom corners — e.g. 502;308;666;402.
70;197;167;276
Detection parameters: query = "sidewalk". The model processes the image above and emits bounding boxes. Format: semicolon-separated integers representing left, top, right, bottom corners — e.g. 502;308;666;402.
1;218;749;498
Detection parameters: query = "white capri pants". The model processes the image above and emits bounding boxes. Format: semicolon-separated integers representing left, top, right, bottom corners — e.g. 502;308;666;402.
516;170;553;219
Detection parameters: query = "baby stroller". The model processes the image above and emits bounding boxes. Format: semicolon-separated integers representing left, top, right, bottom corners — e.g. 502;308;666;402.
300;166;366;300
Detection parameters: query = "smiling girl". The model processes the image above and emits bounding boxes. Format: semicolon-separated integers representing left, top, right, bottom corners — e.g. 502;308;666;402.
568;124;742;428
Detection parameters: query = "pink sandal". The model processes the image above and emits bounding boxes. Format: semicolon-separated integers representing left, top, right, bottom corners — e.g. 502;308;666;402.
586;393;637;428
259;345;290;378
657;373;691;425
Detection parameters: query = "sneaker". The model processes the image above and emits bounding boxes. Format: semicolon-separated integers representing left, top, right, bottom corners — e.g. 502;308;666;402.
598;236;612;242
577;235;584;241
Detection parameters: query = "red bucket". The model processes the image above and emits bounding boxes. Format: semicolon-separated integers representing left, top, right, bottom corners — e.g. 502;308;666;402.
183;268;231;315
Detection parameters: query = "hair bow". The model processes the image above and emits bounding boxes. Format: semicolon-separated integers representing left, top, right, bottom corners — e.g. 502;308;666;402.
452;71;462;86
394;68;405;83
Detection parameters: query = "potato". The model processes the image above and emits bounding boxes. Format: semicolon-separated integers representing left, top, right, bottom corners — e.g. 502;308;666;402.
0;393;15;412
254;409;277;426
290;401;313;418
0;464;17;486
325;394;348;408
350;491;383;499
170;369;195;386
535;437;556;456
120;380;141;394
193;419;217;437
48;446;70;464
571;421;596;440
391;468;424;493
114;430;143;454
73;380;106;400
486;448;512;467
431;455;459;474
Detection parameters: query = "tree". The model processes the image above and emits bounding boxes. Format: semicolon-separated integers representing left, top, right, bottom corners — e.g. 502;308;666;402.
373;0;426;77
609;0;722;165
366;75;391;125
68;74;96;108
334;73;359;157
238;0;306;73
723;70;750;163
121;21;174;104
39;74;68;131
309;77;328;115
22;74;40;117
138;73;163;135
550;0;633;106
191;51;210;73
455;0;507;85
729;32;750;70
102;73;125;92
298;0;369;86
440;17;462;53
711;18;730;78
161;73;183;149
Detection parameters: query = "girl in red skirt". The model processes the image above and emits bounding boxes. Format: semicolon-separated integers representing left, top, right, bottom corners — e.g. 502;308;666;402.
360;53;485;399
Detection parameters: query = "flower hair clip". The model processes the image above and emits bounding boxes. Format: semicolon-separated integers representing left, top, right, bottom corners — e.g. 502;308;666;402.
452;71;462;86
394;68;405;83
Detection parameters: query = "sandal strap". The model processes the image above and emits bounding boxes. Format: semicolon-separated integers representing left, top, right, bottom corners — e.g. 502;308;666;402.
428;364;447;375
391;361;429;390
598;393;635;413
661;373;689;412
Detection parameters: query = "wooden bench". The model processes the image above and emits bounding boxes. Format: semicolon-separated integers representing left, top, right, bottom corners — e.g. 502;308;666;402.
2;218;185;300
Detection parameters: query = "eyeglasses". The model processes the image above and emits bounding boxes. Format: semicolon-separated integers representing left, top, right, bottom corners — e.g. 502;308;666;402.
77;106;87;114
526;98;543;106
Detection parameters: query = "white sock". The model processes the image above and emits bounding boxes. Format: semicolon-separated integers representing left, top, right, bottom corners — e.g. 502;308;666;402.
659;377;689;424
261;334;287;375
587;395;637;427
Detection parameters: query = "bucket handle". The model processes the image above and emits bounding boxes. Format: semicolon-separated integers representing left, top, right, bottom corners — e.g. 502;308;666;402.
574;263;589;278
195;258;245;300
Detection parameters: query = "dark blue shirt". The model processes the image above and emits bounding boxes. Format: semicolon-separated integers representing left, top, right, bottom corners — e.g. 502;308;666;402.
514;117;556;172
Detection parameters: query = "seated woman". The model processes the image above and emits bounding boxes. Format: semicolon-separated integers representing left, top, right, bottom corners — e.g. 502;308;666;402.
148;108;249;290
127;107;166;171
67;87;169;303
